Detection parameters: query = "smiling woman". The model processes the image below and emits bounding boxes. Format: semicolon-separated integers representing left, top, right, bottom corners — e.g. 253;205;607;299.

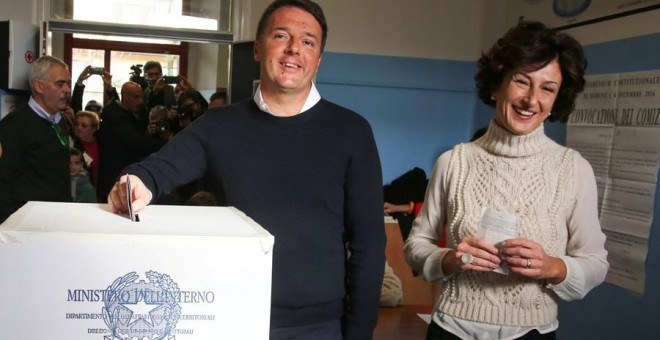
405;21;608;340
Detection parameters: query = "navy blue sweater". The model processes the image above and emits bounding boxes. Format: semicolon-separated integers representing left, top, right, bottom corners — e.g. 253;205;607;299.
127;99;385;339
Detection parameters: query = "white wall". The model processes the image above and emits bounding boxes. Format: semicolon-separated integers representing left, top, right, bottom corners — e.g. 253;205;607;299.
0;0;34;23
483;0;660;51
238;0;660;62
241;0;486;61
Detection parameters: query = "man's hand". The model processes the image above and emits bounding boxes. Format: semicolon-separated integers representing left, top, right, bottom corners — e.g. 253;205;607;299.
77;65;92;85
107;174;152;214
102;70;113;91
153;77;168;93
174;74;192;93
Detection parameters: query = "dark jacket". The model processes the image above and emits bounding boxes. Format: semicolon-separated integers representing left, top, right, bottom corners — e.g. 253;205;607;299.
0;104;71;222
97;100;166;200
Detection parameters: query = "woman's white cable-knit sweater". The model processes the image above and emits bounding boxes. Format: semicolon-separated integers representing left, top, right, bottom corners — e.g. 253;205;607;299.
404;121;608;327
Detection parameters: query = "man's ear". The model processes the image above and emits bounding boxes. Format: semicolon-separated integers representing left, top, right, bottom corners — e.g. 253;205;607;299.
254;40;261;62
32;79;43;95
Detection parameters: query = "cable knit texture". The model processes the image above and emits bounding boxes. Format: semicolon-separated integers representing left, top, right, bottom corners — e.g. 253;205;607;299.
438;121;574;327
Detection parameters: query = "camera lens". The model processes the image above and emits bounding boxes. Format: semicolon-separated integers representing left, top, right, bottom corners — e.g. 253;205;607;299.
158;121;170;134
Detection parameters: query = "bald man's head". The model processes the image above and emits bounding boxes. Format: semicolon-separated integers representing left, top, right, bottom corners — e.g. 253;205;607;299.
120;81;144;113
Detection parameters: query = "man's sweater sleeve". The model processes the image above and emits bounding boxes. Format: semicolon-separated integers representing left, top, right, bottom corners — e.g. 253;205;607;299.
342;119;386;340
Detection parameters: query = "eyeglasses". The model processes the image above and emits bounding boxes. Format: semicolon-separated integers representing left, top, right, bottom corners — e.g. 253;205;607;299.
51;124;67;147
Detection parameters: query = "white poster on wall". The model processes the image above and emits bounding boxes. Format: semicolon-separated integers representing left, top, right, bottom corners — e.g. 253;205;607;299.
568;70;660;294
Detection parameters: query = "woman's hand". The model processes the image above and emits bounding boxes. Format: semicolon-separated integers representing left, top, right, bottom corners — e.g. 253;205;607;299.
442;237;501;275
497;238;567;283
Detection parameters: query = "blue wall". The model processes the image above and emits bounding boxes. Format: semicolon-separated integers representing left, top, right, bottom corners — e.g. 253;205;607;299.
316;52;478;183
557;32;660;340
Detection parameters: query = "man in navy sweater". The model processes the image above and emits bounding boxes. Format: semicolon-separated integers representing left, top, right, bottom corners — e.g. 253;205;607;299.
107;0;385;339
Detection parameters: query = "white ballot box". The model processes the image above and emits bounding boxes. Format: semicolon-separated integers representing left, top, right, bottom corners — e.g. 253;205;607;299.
0;201;274;340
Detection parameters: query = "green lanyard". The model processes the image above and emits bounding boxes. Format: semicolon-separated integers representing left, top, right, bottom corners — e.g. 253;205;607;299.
51;123;67;147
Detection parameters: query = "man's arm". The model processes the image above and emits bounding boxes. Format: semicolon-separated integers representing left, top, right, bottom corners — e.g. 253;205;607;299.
342;119;386;340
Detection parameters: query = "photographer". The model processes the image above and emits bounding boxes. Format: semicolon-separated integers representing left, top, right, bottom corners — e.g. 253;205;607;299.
72;65;119;114
146;105;178;139
97;82;168;201
175;89;208;129
141;61;177;111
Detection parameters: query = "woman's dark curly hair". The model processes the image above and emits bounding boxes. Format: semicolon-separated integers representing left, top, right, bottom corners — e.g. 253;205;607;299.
475;21;587;122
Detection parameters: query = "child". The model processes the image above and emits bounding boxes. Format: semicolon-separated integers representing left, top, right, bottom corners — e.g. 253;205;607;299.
70;148;97;203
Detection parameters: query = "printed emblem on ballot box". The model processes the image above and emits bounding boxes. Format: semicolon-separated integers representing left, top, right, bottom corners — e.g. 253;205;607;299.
102;271;181;340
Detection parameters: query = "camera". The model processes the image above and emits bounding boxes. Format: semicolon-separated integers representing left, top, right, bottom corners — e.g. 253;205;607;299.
163;75;180;84
89;67;104;75
155;117;181;136
129;64;149;90
178;104;197;120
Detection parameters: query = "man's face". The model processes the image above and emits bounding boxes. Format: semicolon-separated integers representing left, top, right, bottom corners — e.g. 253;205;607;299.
122;85;145;113
254;6;322;97
144;67;162;87
33;64;72;115
180;98;202;118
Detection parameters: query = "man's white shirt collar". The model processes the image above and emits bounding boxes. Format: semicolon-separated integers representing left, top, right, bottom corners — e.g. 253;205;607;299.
253;82;321;115
28;97;62;124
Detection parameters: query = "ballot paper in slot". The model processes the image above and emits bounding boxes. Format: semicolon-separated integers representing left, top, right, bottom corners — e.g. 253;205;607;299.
0;201;274;340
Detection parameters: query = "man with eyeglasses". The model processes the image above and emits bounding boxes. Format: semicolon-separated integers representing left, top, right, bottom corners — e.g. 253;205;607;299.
0;55;73;223
142;60;176;112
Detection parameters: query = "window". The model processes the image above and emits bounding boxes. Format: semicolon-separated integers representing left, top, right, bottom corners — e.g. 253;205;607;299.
49;0;232;108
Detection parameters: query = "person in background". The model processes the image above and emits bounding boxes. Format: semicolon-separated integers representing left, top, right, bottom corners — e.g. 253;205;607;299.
0;55;72;223
176;89;209;129
69;148;96;203
208;90;228;108
73;110;101;189
185;191;217;206
107;1;385;339
142;61;176;111
72;65;119;115
383;167;429;239
146;105;175;138
84;100;103;115
405;21;608;340
97;82;168;201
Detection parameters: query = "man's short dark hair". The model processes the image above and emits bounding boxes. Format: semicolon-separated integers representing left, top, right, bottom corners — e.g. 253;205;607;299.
143;60;163;74
255;0;328;52
210;90;227;102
